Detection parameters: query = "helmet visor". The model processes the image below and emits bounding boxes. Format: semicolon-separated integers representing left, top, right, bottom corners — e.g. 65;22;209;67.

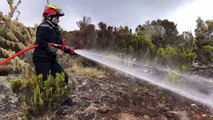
57;9;65;16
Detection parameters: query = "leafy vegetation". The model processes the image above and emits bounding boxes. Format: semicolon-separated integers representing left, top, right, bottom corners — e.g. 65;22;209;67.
63;16;212;72
11;73;72;119
1;0;212;75
157;45;196;71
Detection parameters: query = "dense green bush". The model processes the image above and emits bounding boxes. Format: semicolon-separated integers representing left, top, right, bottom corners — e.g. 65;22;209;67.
131;34;157;59
157;45;178;66
157;45;196;71
11;73;72;119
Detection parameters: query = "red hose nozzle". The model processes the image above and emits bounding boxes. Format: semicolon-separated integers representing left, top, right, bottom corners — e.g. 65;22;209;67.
70;47;75;54
64;46;75;54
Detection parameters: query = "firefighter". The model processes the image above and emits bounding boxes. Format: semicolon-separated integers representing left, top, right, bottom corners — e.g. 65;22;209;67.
33;4;69;84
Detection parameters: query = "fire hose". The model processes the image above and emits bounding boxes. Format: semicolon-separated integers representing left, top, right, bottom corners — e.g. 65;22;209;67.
0;41;75;65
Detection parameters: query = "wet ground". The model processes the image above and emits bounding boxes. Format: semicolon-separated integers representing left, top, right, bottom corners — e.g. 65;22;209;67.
53;70;213;120
0;69;213;120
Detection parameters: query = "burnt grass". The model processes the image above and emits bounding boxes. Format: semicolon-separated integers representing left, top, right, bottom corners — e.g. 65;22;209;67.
52;69;213;120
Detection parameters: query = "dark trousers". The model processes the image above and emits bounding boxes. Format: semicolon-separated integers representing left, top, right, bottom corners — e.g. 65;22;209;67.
33;57;68;84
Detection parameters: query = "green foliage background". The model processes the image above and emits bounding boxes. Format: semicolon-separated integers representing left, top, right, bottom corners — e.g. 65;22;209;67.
0;1;212;74
65;17;212;71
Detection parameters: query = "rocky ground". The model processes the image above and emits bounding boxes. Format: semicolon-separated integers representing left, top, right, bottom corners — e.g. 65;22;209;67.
0;75;25;120
0;67;213;120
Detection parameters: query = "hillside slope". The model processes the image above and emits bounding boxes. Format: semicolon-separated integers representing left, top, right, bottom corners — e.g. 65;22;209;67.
0;65;213;119
0;6;213;120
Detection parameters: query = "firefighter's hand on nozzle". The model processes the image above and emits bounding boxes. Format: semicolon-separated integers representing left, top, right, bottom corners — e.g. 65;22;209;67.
63;46;76;55
47;44;57;55
64;46;71;53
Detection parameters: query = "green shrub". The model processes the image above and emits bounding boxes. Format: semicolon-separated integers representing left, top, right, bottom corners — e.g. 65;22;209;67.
204;45;213;52
157;45;196;71
11;73;72;119
166;71;180;84
157;45;178;66
11;78;24;93
132;34;157;59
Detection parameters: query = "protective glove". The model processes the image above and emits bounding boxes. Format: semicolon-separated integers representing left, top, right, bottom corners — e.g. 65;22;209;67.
64;46;71;54
47;44;57;55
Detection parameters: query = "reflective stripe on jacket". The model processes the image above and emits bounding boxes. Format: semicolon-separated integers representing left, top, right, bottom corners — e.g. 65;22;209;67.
33;20;62;60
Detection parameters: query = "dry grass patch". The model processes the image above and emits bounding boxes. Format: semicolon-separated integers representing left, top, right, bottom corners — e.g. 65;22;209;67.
69;64;105;79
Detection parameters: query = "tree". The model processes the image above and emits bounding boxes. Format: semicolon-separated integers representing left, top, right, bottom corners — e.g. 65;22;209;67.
77;16;91;30
76;16;97;48
179;31;195;50
136;21;165;48
206;20;213;45
151;19;179;47
194;17;213;65
7;0;21;20
194;17;208;48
